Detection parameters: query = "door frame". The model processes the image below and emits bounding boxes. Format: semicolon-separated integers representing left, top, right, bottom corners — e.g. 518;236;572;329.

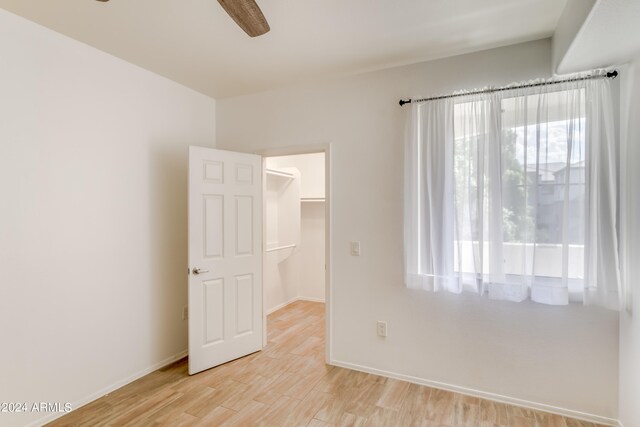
258;143;332;363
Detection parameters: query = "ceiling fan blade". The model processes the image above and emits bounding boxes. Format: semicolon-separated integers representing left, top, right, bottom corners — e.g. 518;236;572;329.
217;0;270;37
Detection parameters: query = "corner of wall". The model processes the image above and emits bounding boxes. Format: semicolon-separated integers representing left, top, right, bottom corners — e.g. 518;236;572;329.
618;57;640;427
551;0;596;74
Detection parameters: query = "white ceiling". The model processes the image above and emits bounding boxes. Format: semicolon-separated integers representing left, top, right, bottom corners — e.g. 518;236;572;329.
0;0;567;98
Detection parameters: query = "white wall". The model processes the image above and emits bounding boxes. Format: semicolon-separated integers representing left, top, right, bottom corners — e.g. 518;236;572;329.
217;38;619;420
297;202;326;301
264;166;301;312
264;251;299;313
619;59;640;427
0;9;215;427
551;0;596;73
269;153;326;199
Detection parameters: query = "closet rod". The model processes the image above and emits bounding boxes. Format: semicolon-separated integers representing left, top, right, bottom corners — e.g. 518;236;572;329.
398;70;618;106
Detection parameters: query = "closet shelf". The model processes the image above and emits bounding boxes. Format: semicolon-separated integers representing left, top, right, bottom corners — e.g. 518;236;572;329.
301;198;325;202
266;168;295;179
265;244;297;253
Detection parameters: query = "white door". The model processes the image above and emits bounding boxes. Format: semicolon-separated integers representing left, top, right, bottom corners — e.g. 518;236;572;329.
188;146;263;375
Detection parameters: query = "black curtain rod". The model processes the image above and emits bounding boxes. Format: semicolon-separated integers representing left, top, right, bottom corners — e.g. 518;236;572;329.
398;70;618;107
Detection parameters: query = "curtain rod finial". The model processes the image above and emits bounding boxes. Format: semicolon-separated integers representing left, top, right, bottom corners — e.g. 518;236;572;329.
607;70;618;79
399;99;411;106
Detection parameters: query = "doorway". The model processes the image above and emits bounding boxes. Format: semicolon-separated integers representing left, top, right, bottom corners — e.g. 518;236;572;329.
261;148;331;362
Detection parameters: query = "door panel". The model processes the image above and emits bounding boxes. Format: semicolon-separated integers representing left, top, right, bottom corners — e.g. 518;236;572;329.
188;146;262;375
203;195;224;259
235;196;253;255
235;274;254;336
203;278;224;345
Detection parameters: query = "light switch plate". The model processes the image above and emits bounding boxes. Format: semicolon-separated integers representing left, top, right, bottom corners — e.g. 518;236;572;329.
350;241;361;256
377;321;387;337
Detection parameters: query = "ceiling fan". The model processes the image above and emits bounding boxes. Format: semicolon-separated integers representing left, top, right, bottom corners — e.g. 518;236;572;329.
95;0;270;38
217;0;270;37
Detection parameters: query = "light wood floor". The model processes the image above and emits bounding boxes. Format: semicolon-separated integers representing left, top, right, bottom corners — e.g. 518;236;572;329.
47;301;607;427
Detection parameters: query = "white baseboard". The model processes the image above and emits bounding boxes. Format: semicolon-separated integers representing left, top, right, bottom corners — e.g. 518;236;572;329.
330;359;619;427
266;296;325;315
266;297;300;315
297;296;325;303
28;349;188;427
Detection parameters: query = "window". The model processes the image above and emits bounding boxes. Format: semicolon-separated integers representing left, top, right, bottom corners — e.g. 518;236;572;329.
499;93;585;285
404;76;621;309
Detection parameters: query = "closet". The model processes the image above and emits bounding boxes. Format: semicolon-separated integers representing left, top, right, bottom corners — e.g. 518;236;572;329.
264;153;326;313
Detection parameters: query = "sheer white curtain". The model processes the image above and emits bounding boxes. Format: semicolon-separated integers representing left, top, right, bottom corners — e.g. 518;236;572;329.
584;79;621;309
404;98;455;292
404;76;622;308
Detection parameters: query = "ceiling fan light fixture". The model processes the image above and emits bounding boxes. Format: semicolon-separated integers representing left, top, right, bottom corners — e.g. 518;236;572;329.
217;0;270;38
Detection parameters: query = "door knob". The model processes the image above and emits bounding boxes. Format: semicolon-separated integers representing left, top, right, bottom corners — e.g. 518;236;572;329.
192;268;209;275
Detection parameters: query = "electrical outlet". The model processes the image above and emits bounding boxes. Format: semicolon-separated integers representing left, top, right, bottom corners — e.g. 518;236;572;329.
377;321;387;337
350;241;361;256
182;306;188;321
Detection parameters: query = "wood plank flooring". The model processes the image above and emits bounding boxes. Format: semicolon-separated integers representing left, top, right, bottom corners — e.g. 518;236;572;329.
47;301;608;427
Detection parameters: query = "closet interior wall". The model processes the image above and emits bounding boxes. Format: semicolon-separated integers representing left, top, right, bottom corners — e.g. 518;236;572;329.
265;153;326;313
